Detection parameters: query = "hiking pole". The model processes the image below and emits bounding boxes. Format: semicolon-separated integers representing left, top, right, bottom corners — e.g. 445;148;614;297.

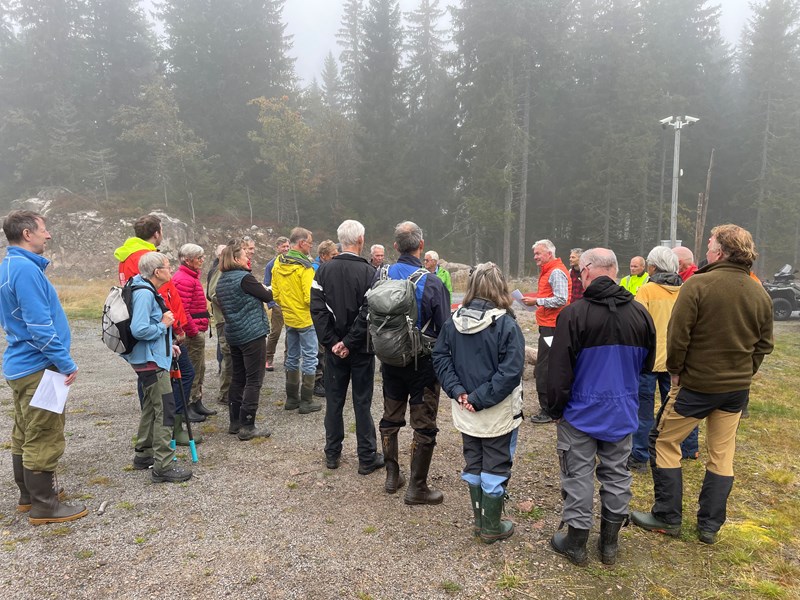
170;356;199;463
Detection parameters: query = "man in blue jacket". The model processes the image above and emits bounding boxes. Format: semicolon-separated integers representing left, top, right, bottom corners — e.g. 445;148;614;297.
0;210;87;525
546;248;655;566
122;252;192;483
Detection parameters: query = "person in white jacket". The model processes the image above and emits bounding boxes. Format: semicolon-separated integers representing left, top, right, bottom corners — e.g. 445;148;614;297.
432;263;526;544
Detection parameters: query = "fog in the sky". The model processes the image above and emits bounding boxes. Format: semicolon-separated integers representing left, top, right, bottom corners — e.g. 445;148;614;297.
142;1;755;85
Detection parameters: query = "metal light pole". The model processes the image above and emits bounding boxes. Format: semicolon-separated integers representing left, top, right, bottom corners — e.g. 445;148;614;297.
659;115;699;248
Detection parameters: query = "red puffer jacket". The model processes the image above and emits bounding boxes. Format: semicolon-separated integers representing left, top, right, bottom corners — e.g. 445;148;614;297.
172;264;210;337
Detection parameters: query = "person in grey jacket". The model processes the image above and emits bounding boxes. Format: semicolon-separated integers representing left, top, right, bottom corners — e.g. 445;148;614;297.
433;263;525;544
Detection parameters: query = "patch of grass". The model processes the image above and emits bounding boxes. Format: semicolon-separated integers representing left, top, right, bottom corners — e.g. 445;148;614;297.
54;277;114;320
347;423;357;434
89;476;112;486
246;575;259;585
77;493;94;500
75;549;94;559
356;593;373;600
0;442;11;450
324;517;334;525
93;420;112;427
440;580;462;593
286;481;298;490
518;505;545;521
116;501;135;510
764;469;795;486
134;536;146;544
363;525;377;534
497;561;526;590
44;526;72;537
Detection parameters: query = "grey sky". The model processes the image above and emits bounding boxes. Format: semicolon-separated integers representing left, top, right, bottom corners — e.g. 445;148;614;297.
142;1;754;85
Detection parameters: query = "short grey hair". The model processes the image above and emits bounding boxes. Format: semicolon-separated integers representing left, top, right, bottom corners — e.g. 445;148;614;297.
425;250;439;262
647;246;679;273
394;221;423;254
338;220;365;247
579;248;618;278
139;252;167;279
370;244;385;254
533;239;556;255
179;243;205;262
570;248;583;255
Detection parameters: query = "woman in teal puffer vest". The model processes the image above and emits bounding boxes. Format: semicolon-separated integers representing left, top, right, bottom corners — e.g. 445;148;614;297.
215;243;273;441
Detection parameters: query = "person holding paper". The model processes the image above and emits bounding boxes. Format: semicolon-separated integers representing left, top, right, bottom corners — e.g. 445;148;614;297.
0;210;87;525
520;239;571;424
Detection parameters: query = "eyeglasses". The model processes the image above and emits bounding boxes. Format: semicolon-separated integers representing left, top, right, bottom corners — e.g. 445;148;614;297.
156;265;171;273
580;263;592;275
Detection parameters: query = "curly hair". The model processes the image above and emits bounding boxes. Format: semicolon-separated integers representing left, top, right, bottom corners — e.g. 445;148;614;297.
710;224;757;267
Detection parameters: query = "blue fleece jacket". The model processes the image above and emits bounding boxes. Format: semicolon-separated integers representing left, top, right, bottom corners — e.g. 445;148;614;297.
120;275;172;371
0;246;77;380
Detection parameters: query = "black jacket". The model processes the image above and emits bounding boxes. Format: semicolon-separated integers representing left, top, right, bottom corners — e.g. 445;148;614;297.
310;252;376;353
546;275;656;442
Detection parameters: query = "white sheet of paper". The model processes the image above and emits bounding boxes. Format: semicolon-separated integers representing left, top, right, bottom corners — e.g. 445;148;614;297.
29;370;70;414
542;336;554;347
511;289;536;312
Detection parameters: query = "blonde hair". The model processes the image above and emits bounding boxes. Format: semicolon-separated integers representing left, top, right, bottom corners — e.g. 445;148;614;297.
463;262;512;310
219;244;245;272
710;224;758;266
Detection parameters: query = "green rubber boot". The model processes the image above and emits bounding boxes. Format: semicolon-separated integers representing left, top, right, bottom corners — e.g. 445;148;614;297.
299;373;322;414
480;492;514;544
469;485;482;537
284;370;301;410
173;414;202;446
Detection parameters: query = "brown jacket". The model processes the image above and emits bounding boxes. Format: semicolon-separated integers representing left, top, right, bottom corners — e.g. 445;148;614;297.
666;260;773;393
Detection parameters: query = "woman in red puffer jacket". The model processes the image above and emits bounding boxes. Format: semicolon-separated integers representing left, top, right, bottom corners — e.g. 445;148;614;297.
172;243;216;419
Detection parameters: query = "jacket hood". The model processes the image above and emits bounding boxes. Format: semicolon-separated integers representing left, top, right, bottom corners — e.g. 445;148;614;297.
277;249;313;271
114;237;156;262
584;275;634;312
648;272;683;286
452;299;507;335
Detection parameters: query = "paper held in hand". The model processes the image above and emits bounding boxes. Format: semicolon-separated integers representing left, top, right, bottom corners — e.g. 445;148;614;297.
29;370;71;414
511;289;537;312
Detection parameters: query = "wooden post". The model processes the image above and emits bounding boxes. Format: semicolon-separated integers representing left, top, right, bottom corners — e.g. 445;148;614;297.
694;149;714;258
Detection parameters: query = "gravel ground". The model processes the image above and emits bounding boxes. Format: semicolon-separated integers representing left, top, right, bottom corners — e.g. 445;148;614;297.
0;316;646;599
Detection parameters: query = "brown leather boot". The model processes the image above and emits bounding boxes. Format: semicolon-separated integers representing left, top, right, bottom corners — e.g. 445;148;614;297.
381;430;405;494
24;469;88;525
403;441;444;505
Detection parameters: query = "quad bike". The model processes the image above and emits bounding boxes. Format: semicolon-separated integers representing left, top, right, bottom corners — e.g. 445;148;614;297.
763;264;800;321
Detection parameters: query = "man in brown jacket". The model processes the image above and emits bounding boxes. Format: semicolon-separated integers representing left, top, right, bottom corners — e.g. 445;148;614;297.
632;224;773;545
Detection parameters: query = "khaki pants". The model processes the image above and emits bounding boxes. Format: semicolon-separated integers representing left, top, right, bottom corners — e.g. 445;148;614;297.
185;333;206;401
9;369;65;472
216;322;232;401
134;369;176;471
266;305;285;363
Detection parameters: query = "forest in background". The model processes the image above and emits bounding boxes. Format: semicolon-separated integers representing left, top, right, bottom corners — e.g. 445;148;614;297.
0;0;798;276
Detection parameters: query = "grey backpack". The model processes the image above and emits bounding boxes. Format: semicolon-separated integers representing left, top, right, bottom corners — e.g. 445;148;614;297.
365;267;432;368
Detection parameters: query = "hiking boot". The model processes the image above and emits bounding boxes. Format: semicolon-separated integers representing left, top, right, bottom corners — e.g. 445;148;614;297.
627;457;648;473
265;360;274;372
326;454;340;470
550;525;590;566
313;381;326;398
151;465;193;483
193;400;217;416
132;456;155;470
480;492;514;544
529;412;553;424
299;373;322;414
237;424;272;441
24;469;88;525
284;370;300;410
358;453;385;475
697;529;717;545
404;441;444;505
631;511;681;537
185;403;207;423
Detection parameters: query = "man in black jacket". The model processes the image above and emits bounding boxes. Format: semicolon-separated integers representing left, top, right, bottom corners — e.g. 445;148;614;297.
310;220;384;474
546;248;655;567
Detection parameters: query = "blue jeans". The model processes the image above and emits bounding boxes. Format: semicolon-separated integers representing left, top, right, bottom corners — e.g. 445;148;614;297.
285;325;318;375
632;370;698;463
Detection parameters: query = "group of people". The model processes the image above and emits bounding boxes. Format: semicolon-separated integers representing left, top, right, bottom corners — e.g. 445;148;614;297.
1;209;773;572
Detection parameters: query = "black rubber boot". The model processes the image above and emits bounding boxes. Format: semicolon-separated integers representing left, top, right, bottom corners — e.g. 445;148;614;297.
599;509;627;565
184;402;207;423
651;466;683;527
480;492;514;544
193;399;217;416
469;485;482;536
237;408;271;441
284;370;301;410
299;374;322;414
228;401;241;435
403;441;444;505
381;429;405;493
550;524;590;566
697;470;734;543
24;469;88;525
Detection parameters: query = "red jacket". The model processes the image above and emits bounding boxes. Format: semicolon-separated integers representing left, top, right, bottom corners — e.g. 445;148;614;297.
679;264;698;281
172;264;209;336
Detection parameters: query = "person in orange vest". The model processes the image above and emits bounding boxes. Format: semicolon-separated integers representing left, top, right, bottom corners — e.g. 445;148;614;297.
521;239;571;424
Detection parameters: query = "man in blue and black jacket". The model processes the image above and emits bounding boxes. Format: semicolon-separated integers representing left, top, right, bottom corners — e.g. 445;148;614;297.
546;248;656;567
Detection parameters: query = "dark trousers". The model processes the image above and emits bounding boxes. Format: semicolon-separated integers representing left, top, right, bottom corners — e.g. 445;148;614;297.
534;326;555;413
229;336;267;416
324;351;377;462
461;429;518;496
379;356;440;446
